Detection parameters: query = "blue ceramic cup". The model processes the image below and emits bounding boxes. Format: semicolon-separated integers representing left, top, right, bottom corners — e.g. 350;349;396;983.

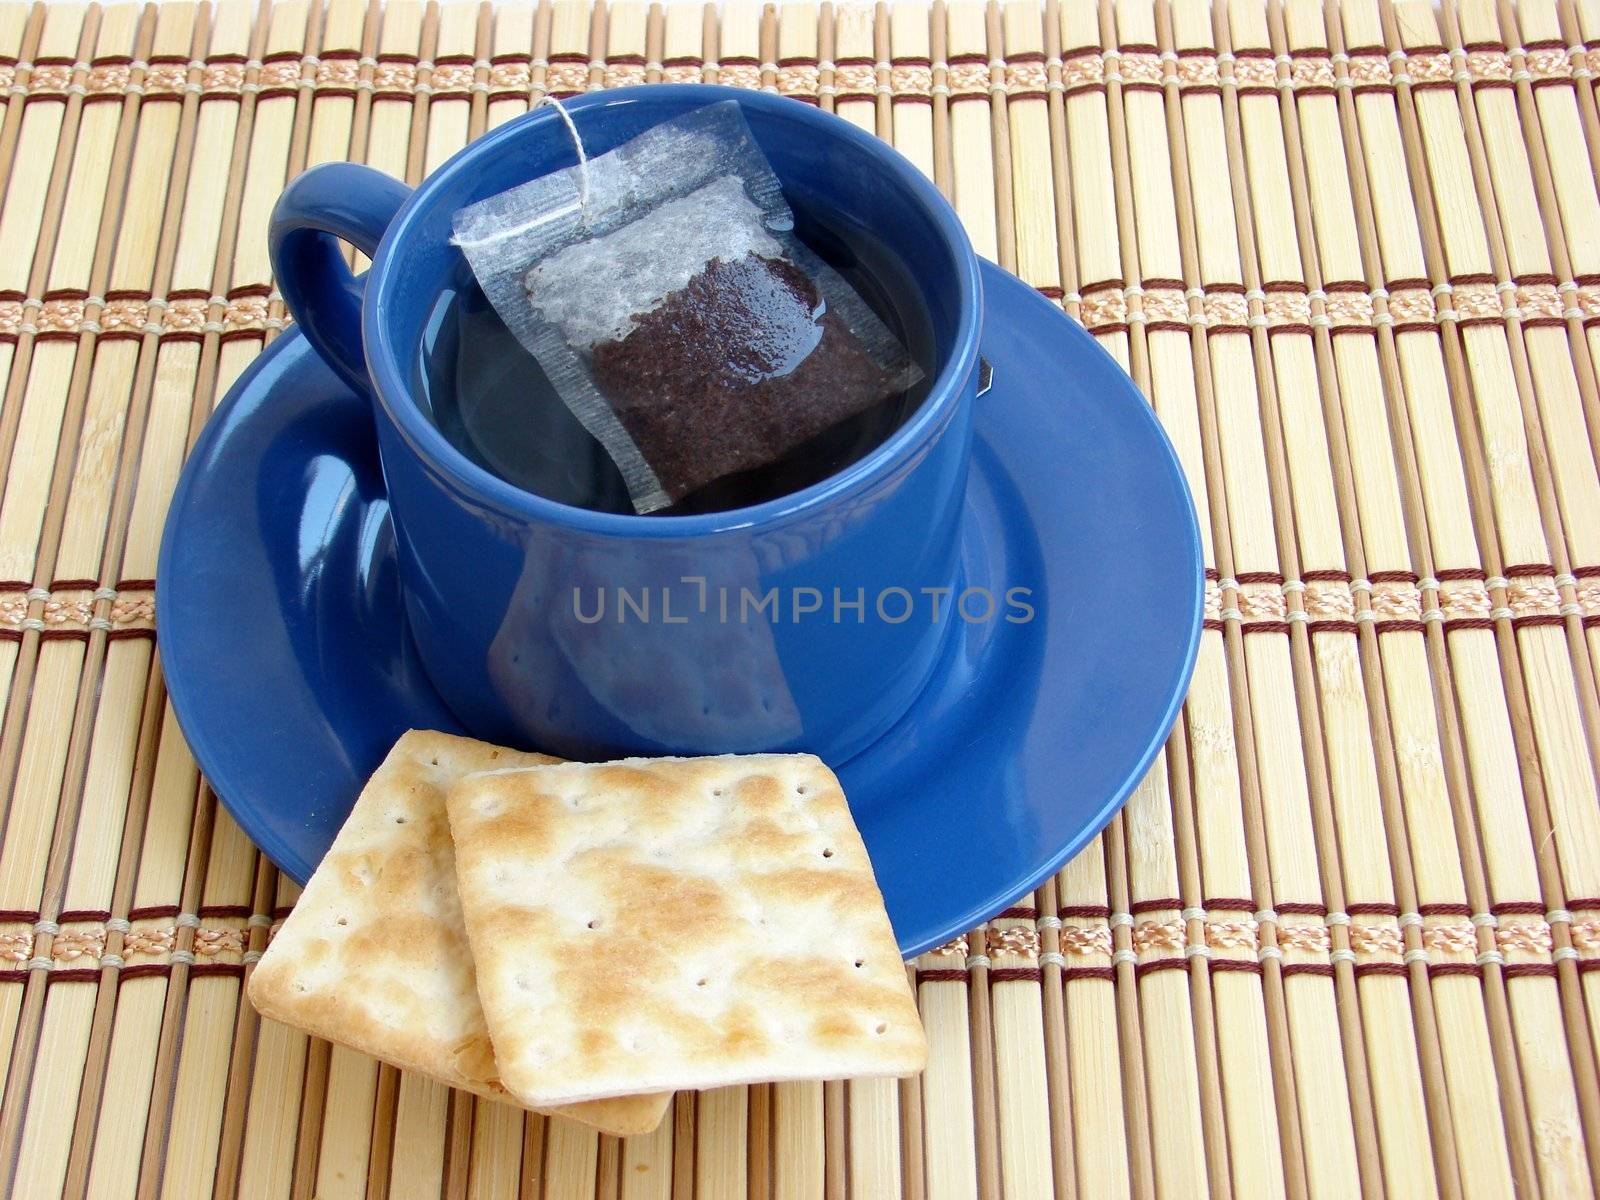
270;86;983;763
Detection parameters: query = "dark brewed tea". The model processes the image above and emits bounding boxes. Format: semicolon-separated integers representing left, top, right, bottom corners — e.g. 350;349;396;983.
416;199;934;516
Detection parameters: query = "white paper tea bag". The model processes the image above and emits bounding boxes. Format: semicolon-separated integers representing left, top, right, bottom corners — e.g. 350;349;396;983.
452;102;920;513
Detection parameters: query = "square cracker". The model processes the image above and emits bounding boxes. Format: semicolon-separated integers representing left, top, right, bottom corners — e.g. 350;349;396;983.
247;730;672;1138
446;754;927;1106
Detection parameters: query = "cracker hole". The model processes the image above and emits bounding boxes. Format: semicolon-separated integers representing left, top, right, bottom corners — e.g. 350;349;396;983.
712;787;725;798
696;978;708;988
874;1022;887;1035
821;848;834;859
853;959;863;969
586;919;600;930
430;756;440;766
337;917;349;927
395;816;407;824
796;785;808;795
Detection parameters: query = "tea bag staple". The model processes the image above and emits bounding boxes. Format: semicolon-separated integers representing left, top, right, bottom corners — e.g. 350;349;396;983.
452;101;919;513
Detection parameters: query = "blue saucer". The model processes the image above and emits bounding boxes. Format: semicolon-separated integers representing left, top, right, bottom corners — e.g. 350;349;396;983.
159;261;1202;956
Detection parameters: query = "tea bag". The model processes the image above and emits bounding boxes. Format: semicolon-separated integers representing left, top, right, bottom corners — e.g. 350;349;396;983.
452;102;920;514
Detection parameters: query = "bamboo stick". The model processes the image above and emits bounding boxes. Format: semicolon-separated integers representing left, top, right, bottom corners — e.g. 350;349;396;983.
1051;849;1130;1200
362;1;425;184
778;3;821;109
770;1082;823;1200
747;1083;771;1200
908;958;976;1200
890;1;937;179
1001;1;1060;293
388;1074;453;1198
694;1088;747;1200
943;1;999;255
691;1088;752;1200
659;0;708;83
1029;878;1078;1200
0;3;46;304
620;1099;674;1200
78;698;202;1200
11;983;94;1196
1030;21;1093;1200
486;1;536;127
596;1131;622;1200
671;1091;695;1200
830;2;876;131
842;1076;895;1197
1117;758;1212;1199
540;1113;598;1196
470;1099;526;1200
304;0;366;167
422;2;479;175
208;858;280;1200
721;0;761;90
132;769;222;1200
312;1045;383;1199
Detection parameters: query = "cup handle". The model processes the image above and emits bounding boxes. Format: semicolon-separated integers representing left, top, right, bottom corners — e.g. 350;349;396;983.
269;163;413;396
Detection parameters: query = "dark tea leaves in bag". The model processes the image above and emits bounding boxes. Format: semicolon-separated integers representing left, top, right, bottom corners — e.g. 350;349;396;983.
588;251;899;501
452;102;921;513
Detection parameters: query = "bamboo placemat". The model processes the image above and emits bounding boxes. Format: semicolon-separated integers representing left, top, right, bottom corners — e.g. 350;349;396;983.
1;0;1599;1195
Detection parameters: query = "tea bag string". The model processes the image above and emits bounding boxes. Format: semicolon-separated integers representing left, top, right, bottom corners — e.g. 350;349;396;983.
534;92;590;211
449;94;591;249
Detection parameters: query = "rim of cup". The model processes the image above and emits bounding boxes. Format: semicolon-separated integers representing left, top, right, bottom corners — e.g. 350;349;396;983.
365;85;984;537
